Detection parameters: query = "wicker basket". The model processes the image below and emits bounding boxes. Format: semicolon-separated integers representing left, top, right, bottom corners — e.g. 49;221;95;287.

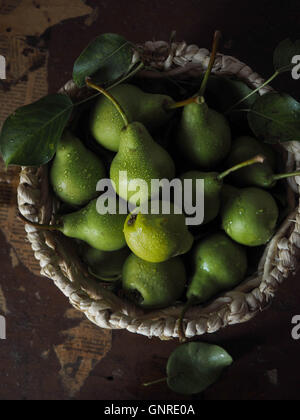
17;41;300;339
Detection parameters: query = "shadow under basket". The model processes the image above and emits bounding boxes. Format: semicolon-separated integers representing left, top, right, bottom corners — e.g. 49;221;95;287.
17;41;300;339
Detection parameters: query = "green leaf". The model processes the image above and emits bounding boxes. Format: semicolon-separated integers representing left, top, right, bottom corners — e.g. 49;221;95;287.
73;33;134;88
0;94;73;166
248;92;300;143
274;38;300;73
167;342;233;395
205;75;259;113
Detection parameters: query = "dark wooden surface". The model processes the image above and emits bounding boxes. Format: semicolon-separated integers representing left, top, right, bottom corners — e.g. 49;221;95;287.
1;0;300;401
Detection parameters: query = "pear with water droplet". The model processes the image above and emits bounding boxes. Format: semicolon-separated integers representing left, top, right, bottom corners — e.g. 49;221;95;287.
111;121;176;205
124;202;194;263
221;187;279;246
21;199;127;252
60;199;127;251
50;131;106;206
177;97;232;170
226;136;300;188
90;84;175;152
178;231;248;340
86;80;175;206
176;32;231;170
187;232;248;304
122;254;187;309
181;155;264;225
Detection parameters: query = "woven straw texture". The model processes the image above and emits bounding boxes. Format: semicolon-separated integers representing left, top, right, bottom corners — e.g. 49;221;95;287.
17;41;300;339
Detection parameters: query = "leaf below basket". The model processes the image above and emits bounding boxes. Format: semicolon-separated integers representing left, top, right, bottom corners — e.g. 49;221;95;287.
167;342;233;395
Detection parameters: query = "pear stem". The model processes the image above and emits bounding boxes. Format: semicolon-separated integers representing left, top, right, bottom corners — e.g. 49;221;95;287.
18;212;61;231
273;170;300;182
217;154;266;181
167;30;222;112
143;377;167;387
199;30;222;98
167;95;204;110
86;78;129;127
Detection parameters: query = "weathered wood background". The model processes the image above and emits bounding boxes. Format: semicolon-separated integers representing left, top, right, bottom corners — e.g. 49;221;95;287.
0;0;299;400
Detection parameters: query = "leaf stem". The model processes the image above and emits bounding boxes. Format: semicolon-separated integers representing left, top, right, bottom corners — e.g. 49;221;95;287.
277;63;295;74
86;78;129;127
217;155;265;181
114;62;145;86
225;71;280;115
143;377;167;387
227;108;252;114
199;30;222;98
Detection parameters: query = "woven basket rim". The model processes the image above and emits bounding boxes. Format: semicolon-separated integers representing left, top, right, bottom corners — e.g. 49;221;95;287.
17;40;300;339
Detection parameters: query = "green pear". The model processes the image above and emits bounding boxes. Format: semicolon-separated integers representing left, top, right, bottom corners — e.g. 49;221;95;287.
124;202;194;263
177;99;232;170
81;245;130;281
59;199;127;251
50;131;106;206
90;84;175;152
187;232;248;304
86;81;176;206
174;32;231;170
110;121;175;205
122;254;187;309
181;170;223;225
221;187;279;247
180;155;264;225
226;136;300;188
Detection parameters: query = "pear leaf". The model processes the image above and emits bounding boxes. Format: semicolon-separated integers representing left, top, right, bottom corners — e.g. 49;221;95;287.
73;33;134;88
248;92;300;143
204;75;259;126
205;75;259;112
0;94;73;167
274;38;300;73
167;342;233;395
